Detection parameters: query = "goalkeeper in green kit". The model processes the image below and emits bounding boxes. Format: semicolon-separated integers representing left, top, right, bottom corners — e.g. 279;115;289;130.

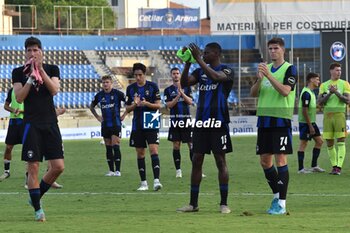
318;62;350;175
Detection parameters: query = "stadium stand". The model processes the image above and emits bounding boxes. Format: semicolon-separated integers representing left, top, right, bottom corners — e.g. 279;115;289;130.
0;34;321;114
0;46;100;109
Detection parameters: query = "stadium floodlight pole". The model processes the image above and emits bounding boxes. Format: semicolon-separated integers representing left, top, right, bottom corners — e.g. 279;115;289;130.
345;23;348;82
303;62;306;87
290;30;294;67
238;28;241;115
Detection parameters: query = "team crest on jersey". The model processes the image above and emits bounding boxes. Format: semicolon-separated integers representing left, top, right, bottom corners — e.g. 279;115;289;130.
27;150;34;159
288;77;296;85
263;79;272;87
223;68;232;75
201;75;208;81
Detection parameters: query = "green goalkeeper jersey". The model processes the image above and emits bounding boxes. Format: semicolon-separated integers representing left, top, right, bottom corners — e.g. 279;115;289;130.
319;79;350;113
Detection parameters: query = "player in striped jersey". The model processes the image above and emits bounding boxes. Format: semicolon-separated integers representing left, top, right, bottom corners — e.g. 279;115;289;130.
177;42;234;214
90;75;127;177
164;67;193;178
125;63;163;191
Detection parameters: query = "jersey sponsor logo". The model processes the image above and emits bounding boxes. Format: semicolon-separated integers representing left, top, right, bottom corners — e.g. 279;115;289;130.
199;83;218;91
101;103;115;109
287;77;296;85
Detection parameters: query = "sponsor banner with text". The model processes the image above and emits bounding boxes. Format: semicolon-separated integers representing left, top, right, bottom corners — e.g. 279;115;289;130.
138;8;200;29
211;0;350;34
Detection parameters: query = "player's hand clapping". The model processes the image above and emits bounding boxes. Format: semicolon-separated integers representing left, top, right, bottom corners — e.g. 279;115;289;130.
188;43;201;62
258;63;269;78
328;84;337;94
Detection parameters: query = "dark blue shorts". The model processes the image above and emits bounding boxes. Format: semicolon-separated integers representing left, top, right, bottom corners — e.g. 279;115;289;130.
129;130;159;148
299;122;321;140
192;125;232;155
256;127;293;155
22;123;64;162
167;126;192;143
102;126;121;139
5;119;23;145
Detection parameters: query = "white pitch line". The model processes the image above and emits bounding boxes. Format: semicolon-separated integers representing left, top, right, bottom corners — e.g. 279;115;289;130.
0;192;349;197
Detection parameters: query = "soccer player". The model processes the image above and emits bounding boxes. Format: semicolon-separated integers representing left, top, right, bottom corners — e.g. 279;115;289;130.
24;108;66;189
0;88;24;182
125;63;163;191
250;37;298;215
177;42;234;214
164;67;193;178
297;73;324;174
13;36;64;222
90;75;127;177
317;62;350;175
0;88;63;189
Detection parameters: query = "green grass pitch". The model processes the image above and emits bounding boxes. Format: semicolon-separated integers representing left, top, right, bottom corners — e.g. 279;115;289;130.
0;136;349;232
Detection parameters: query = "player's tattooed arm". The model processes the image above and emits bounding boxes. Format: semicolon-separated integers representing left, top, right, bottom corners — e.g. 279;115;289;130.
317;92;332;106
334;92;350;104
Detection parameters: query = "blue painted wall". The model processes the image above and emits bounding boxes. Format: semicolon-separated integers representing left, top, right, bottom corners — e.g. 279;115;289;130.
0;34;320;50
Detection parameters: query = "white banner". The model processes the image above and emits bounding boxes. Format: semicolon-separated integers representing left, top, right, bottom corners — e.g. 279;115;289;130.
0;116;349;141
229;115;350;136
210;0;350;34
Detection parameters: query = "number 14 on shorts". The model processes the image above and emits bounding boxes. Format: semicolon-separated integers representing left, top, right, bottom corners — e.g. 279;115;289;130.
280;136;288;151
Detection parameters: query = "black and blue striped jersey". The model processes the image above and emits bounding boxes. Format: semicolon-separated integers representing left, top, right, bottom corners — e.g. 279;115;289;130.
164;85;192;122
92;88;125;128
126;81;161;131
191;64;234;123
